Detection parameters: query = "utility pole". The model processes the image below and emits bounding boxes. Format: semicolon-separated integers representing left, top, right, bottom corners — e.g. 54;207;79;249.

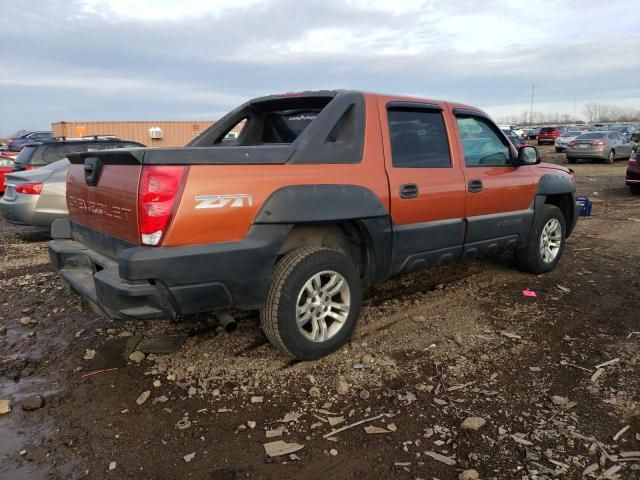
529;83;535;126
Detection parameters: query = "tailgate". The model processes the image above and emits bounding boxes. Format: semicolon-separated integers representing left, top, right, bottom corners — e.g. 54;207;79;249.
67;150;142;245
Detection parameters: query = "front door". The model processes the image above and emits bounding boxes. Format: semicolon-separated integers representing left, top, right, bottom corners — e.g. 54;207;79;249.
381;101;467;274
452;111;535;258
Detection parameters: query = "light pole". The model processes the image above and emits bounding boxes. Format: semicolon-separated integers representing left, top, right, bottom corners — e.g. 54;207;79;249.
529;83;535;126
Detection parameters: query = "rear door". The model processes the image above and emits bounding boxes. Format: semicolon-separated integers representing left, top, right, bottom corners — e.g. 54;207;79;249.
380;100;467;274
452;110;535;257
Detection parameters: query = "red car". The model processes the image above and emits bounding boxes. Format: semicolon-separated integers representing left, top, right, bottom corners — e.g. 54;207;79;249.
0;154;15;193
538;127;565;145
626;147;640;194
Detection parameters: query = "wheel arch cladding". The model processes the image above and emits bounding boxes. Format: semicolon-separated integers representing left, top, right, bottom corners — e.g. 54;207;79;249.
536;173;575;196
254;185;389;223
254;185;392;286
535;173;577;237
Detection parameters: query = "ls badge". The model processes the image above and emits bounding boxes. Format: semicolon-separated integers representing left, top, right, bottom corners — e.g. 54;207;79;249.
195;194;253;209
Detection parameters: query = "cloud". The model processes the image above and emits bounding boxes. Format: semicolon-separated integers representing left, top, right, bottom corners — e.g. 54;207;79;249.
1;0;639;134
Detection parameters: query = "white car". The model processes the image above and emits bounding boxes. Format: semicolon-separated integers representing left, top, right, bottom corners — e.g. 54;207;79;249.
499;124;525;138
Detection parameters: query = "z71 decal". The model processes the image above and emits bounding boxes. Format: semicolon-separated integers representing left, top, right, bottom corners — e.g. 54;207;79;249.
195;194;253;209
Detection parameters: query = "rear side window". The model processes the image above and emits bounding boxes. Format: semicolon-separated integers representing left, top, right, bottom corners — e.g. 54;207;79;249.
387;109;451;168
456;116;511;167
43;144;90;164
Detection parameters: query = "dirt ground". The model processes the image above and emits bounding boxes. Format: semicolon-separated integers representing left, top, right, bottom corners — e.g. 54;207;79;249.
1;146;639;480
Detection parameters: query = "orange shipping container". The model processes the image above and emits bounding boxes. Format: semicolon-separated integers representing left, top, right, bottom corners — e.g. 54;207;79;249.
51;120;215;148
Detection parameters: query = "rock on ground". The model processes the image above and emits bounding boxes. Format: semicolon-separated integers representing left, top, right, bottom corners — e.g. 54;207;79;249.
461;416;486;431
459;469;480;480
21;395;44;411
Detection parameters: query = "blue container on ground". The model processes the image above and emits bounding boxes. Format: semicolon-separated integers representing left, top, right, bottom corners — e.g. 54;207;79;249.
576;196;592;217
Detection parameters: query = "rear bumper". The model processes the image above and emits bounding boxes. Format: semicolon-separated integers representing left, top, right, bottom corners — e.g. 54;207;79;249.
49;221;290;320
626;168;640;184
0;194;67;227
565;150;607;160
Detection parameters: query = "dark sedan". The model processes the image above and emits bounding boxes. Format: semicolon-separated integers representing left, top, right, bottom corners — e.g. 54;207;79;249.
7;131;54;151
627;146;640;194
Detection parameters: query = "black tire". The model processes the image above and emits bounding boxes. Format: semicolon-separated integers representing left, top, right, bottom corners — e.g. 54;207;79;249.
555;147;561;153
567;157;577;164
515;205;566;274
260;247;362;360
606;150;615;164
630;184;640;195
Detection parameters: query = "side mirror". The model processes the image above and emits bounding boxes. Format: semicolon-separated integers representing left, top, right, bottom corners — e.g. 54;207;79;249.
515;145;541;166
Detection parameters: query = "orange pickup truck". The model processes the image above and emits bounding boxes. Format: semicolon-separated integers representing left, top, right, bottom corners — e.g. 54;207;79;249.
49;90;580;359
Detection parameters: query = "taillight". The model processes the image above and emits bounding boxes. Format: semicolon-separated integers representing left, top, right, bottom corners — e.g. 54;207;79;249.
592;140;605;146
16;182;44;195
24;166;36;170
138;165;186;246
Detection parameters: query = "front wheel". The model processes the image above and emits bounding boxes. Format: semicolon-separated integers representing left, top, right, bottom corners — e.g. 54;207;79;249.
260;247;362;360
515;205;566;274
567;157;577;164
555;147;561;153
630;184;640;195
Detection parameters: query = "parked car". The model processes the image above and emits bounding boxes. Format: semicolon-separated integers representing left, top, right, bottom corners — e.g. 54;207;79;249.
554;130;584;153
13;137;144;172
499;124;525;138
565;131;633;164
626;146;640;194
538;126;565;145
610;125;636;143
526;127;541;140
0;155;14;193
1;139;144;226
501;130;528;148
0;160;69;226
7;131;54;151
49;90;579;360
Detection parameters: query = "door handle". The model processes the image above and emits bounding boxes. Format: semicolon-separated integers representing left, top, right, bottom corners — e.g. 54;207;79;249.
400;183;419;199
468;179;483;193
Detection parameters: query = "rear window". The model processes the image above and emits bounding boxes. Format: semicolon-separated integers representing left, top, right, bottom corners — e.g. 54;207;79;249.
0;157;13;168
540;127;557;133
578;133;605;139
262;110;319;143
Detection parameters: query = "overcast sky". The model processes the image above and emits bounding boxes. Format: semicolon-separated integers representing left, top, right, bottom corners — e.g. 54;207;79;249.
2;0;639;135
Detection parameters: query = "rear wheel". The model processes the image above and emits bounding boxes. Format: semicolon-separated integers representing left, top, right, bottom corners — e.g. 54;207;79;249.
515;205;566;274
606;150;616;164
260;247;362;360
630;184;640;195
